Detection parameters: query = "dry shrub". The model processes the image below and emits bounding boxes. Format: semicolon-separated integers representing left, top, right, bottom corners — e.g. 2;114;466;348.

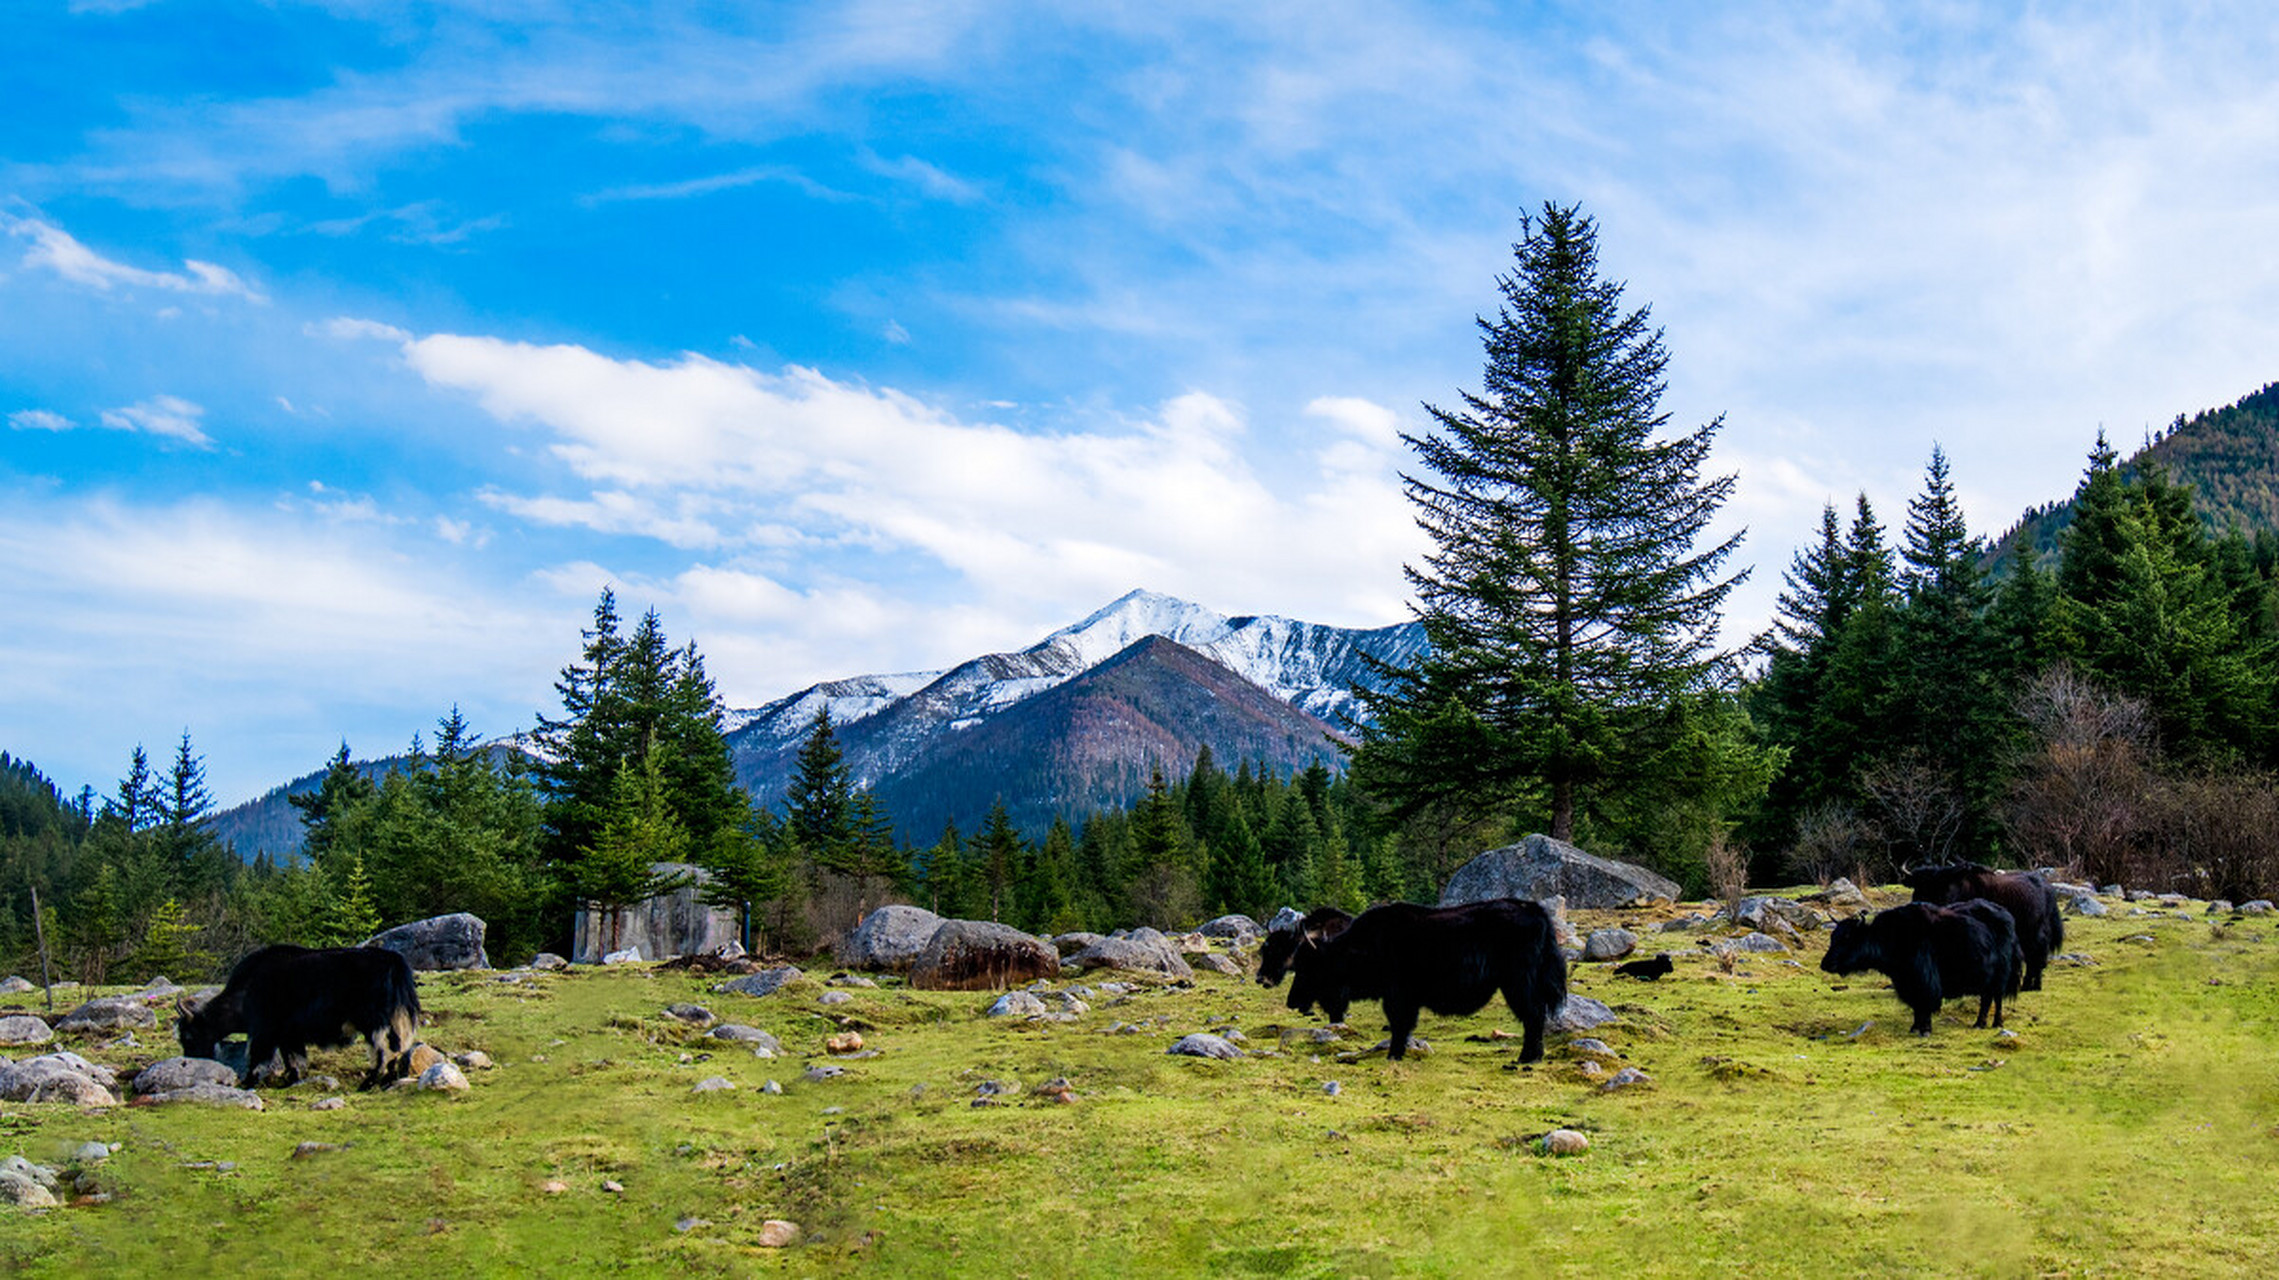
1704;834;1747;924
2005;665;2154;882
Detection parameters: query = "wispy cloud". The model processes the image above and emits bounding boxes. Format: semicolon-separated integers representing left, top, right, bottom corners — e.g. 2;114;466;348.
2;211;265;301
582;165;856;205
9;409;74;432
98;395;215;448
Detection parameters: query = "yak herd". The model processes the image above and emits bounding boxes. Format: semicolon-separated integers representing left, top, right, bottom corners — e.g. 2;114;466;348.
1257;861;2064;1060
167;862;2061;1087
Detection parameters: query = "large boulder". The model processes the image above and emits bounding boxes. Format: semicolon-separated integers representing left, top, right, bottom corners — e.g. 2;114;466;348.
0;1015;53;1047
1440;835;1681;910
1066;929;1194;980
132;1056;240;1095
0;1053;120;1106
838;904;945;972
1197;915;1263;944
908;920;1060;991
572;862;741;963
365;912;491;971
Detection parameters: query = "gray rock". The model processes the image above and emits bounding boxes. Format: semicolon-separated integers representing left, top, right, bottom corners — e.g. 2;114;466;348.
1440;833;1681;910
1266;907;1306;933
839;904;946;972
1166;1033;1245;1060
1733;932;1791;953
1582;928;1637;962
1542;1129;1590;1156
1197;914;1263;942
986;991;1048;1018
663;1003;715;1025
366;912;491;971
713;967;807;998
825;972;878;988
140;1082;266;1109
1599;1066;1653;1092
1;1156;57;1190
2067;895;2109;917
415;1062;470;1093
801;1065;845;1083
1191;953;1244;978
572;862;740;963
0;1170;58;1209
132;1056;239;1095
908;920;1060;991
710;1024;783;1053
0;976;33;995
1051;931;1109;958
56;997;156;1034
1548;995;1616;1033
602;948;644;965
1799;877;1869;910
1065;931;1194;980
1567;1038;1615;1057
762;1079;784;1094
817;991;853;1006
692;1076;735;1093
2240;900;2275;915
0;1015;53;1047
2211;900;2234;915
1738;896;1825;933
530;953;571;971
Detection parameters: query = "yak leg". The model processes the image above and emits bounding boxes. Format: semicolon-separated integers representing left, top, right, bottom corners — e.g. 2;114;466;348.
1973;993;1992;1028
243;1032;279;1088
1384;1000;1420;1061
1502;988;1547;1063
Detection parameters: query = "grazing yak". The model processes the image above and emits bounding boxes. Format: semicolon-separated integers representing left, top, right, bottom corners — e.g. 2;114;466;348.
176;944;422;1090
1902;861;2064;991
1257;905;1354;1016
1820;901;2021;1035
1256;898;1566;1063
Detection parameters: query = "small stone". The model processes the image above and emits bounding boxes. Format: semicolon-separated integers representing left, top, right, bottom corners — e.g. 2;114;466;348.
756;1219;800;1248
762;1080;784;1094
692;1076;735;1093
1600;1066;1652;1092
416;1062;470;1093
675;1216;709;1233
801;1066;844;1083
1320;1080;1341;1096
0;1171;58;1209
602;948;642;965
664;1003;714;1024
406;1043;447;1076
1166;1033;1244;1060
454;1050;494;1071
986;991;1048;1019
817;991;853;1006
72;1141;110;1164
291;1141;342;1158
824;1032;864;1054
1582;928;1637;961
530;953;570;971
601;1179;625;1194
311;1096;346;1111
541;1179;568;1194
1541;1128;1590;1156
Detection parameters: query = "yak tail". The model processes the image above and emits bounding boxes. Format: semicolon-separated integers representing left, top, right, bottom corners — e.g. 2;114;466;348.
1525;917;1569;1020
383;955;422;1078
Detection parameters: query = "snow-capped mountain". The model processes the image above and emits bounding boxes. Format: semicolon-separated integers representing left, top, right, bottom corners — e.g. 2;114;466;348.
724;589;1425;784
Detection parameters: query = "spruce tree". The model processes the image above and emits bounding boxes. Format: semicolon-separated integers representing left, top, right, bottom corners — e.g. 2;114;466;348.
1357;202;1753;842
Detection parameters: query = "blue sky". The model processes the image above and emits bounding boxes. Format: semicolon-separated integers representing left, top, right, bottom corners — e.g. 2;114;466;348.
9;1;2279;805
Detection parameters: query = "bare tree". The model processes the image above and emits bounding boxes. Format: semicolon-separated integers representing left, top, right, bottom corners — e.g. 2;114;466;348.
2005;665;2154;883
1703;832;1747;924
1859;750;1969;869
1790;801;1875;885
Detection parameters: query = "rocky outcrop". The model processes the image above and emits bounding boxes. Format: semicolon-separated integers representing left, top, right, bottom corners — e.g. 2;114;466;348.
571;862;741;964
1440;834;1681;909
55;997;156;1034
366;912;491;971
1063;928;1193;980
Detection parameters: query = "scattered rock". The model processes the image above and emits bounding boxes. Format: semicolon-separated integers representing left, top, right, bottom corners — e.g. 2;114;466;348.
756;1219;801;1248
1732;932;1791;953
454;1050;494;1071
1540;1129;1590;1156
986;991;1048;1019
0;1016;53;1047
415;1062;470;1093
291;1141;343;1158
1582;928;1637;962
1197;914;1263;943
311;1096;346;1111
1166;1033;1245;1060
801;1065;844;1083
530;953;571;971
602;948;644;966
2067;896;2109;917
1266;907;1306;933
714;967;807;998
1738;896;1825;933
540;1179;568;1194
0;1170;58;1209
1065;929;1194;980
1566;1038;1615;1058
692;1076;735;1093
824;1032;864;1055
2240;900;2275;915
1439;833;1682;910
817;991;853;1007
1548;995;1616;1033
0;976;35;995
825;972;878;988
366;912;492;971
675;1216;709;1233
1369;1036;1431;1056
602;1179;625;1194
0;1053;120;1106
664;1003;715;1025
1190;953;1244;978
1599;1066;1653;1092
711;1025;783;1054
137;1082;265;1110
2054;953;2097;967
405;1043;447;1077
1799;878;1869;911
762;1079;784;1094
56;997;156;1034
132;1057;238;1095
1320;1080;1341;1096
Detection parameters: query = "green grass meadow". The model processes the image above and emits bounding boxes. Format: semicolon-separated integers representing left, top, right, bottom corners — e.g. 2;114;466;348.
7;896;2278;1278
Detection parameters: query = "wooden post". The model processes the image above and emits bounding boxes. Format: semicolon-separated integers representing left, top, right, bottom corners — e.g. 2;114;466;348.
29;882;55;1013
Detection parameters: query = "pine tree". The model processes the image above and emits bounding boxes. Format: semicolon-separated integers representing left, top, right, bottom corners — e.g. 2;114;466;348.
969;799;1026;924
1357;202;1755;842
573;750;695;955
132;897;210;983
1893;448;2008;844
786;709;856;868
291;742;376;865
320;853;383;947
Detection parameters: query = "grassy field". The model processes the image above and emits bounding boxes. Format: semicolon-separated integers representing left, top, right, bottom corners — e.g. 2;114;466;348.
6;892;2278;1278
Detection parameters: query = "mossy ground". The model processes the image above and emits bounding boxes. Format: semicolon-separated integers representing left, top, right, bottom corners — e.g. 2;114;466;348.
6;895;2278;1278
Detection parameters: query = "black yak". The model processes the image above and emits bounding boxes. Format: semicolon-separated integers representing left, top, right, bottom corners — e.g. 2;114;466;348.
1256;898;1566;1063
1902;861;2064;991
1820;901;2020;1035
175;944;422;1090
1613;954;1673;981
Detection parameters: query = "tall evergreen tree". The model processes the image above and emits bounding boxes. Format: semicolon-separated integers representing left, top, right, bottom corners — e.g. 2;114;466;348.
1893;448;2007;845
1356;201;1757;843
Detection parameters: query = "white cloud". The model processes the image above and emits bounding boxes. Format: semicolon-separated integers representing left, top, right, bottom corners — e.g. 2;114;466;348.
2;212;264;302
98;395;214;448
9;409;73;432
317;316;413;343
